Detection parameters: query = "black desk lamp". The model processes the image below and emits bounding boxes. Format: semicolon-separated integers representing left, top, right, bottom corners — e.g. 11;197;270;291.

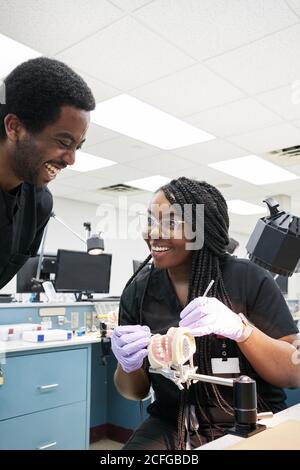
31;212;104;296
51;212;104;255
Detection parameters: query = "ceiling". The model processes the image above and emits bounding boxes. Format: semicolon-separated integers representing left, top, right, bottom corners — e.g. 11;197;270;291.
1;0;300;234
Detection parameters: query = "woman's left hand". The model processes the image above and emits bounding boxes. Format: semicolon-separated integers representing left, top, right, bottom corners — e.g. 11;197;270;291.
179;296;244;341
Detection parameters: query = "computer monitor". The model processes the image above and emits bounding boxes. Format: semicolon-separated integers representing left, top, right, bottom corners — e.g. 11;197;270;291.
16;254;57;293
133;259;152;274
55;249;112;294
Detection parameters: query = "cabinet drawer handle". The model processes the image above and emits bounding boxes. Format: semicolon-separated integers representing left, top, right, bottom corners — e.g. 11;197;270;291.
38;383;59;391
37;441;57;450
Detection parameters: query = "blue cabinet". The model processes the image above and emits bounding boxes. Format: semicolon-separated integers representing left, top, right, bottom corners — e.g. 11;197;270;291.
0;345;91;450
0;402;87;450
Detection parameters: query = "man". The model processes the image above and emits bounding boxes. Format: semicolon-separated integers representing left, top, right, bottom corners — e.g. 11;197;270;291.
0;57;95;289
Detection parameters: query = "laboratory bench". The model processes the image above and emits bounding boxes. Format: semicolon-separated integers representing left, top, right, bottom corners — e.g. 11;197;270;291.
198;403;300;450
0;301;149;450
0;301;299;450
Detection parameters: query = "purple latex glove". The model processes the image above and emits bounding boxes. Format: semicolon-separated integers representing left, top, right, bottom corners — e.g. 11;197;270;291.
179;297;243;341
111;325;151;373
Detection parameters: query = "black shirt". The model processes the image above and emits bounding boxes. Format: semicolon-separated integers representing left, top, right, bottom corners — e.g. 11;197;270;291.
119;254;299;425
0;183;53;289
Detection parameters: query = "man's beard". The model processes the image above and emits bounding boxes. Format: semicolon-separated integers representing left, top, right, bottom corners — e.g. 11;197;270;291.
12;136;44;187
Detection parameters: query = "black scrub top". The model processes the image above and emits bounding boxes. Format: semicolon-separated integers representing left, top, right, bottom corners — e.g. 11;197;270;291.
0;183;53;289
119;254;299;425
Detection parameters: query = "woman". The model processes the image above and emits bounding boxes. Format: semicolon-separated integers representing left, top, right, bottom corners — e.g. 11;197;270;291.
112;177;299;450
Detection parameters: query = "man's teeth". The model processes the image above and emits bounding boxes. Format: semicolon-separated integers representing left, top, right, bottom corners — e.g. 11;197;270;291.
152;246;171;252
44;163;61;177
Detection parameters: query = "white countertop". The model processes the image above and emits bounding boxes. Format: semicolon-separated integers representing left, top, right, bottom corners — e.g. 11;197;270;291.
0;332;102;354
198;403;300;450
0;298;120;308
0;301;96;308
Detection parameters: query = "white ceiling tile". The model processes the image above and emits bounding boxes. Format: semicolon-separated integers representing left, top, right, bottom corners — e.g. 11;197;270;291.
288;163;300;175
126;152;191;175
53;168;79;181
56;16;194;90
0;0;123;55
85;123;120;148
161;164;196;178
87;164;149;185
134;0;298;60
64;187;153;206
47;182;79;198
86;135;160;163
255;85;300;121
54;173;108;191
131;64;244;117
47;174;75;187
205;24;300;94
227;123;300;154
172;139;247;165
61;190;115;205
186;99;282;138
293;119;300;129
73;69;120;103
109;0;153;11
286;0;300;18
167;164;262;192
261;178;300;196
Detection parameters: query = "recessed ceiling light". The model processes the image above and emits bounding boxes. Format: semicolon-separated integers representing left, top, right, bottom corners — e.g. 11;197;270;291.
0;33;41;78
71;151;116;172
227;200;267;215
209;155;299;185
125;175;171;192
91;94;215;150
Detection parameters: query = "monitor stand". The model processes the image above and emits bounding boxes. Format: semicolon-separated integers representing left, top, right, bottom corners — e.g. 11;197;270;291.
31;292;41;303
75;292;94;302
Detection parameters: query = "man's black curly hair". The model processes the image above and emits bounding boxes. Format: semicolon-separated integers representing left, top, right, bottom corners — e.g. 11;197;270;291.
0;57;95;140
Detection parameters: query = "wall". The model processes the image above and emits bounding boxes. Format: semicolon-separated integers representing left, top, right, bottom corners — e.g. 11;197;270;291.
1;196;149;296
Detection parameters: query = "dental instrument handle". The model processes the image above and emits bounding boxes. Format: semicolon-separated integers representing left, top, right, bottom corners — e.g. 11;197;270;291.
203;279;214;297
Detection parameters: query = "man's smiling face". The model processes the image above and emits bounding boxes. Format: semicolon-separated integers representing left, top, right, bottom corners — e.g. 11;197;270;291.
11;105;90;187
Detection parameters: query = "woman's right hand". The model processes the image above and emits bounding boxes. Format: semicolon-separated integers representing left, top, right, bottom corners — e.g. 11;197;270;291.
111;325;151;373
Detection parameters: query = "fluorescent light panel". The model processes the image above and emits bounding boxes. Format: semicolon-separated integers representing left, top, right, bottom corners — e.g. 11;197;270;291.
91;94;215;150
209;155;299;185
227;200;267;215
126;175;171;192
72;151;116;172
0;33;41;78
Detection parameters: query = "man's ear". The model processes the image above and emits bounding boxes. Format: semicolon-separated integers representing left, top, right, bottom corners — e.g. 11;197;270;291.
4;114;23;142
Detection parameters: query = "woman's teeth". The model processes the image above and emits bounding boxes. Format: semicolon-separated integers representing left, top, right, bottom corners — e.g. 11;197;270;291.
152;247;171;252
44;162;61;177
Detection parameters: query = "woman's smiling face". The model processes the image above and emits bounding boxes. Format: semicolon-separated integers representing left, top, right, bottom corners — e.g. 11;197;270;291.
143;190;193;270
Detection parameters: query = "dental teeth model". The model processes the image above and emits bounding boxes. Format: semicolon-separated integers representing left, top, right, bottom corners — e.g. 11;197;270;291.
148;326;196;369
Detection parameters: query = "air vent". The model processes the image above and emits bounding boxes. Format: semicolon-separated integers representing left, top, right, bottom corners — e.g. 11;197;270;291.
97;183;141;194
265;144;300;166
